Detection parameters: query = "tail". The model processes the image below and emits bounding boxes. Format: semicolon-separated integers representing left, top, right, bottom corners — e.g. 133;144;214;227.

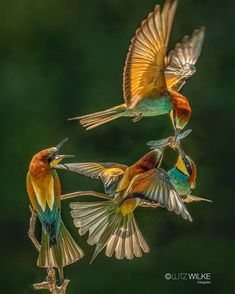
70;201;150;263
68;104;126;130
38;221;84;282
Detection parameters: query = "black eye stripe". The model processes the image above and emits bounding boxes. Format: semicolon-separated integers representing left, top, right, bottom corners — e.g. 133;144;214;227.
185;161;192;174
47;151;57;163
182;154;192;174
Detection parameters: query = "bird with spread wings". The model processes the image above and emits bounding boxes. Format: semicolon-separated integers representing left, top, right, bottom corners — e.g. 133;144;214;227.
56;131;211;262
70;0;205;140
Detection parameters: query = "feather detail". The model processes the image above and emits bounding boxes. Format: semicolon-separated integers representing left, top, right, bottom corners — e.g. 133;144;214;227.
123;0;178;108
70;200;150;262
165;27;205;91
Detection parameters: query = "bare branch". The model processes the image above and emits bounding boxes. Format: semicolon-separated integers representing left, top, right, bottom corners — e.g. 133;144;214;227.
28;205;40;252
139;201;160;208
60;191;161;208
61;190;113;201
33;268;70;294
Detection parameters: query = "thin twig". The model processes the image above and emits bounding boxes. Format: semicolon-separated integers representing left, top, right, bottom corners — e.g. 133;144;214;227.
139;201;160;208
28;205;40;252
28;205;70;293
60;191;160;209
61;190;113;201
33;268;69;293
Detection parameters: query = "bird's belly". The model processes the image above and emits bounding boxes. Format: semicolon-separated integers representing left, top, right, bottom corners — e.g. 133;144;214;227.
124;95;172;117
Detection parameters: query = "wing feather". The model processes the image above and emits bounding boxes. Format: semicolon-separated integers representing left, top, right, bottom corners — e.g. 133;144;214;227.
122;168;192;221
56;162;127;195
165;27;205;91
123;0;178;109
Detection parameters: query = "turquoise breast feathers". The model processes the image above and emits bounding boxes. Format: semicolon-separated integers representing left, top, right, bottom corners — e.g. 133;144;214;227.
168;167;191;195
124;94;172;117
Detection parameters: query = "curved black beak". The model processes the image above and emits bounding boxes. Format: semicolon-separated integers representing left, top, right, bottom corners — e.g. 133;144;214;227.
54;138;75;162
177;145;192;175
56;138;69;151
50;139;75;167
177;144;186;158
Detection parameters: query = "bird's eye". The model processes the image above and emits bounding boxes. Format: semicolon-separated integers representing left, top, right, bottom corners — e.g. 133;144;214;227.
47;152;56;163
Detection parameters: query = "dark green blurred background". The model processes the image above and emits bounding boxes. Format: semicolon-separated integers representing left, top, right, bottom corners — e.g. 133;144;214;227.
1;0;234;293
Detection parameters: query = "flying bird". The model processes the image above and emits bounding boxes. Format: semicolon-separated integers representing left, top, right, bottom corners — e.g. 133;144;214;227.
56;131;211;262
26;139;84;281
70;0;205;139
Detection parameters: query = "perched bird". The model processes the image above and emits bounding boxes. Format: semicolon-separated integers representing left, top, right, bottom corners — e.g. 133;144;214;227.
56;136;196;262
26;139;84;282
70;0;205;138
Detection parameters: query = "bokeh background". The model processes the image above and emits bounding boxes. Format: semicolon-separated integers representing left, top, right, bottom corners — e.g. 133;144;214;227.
1;0;234;293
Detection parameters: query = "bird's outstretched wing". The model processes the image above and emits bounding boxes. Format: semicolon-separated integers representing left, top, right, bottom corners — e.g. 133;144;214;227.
56;162;128;195
165;27;205;91
122;168;192;221
123;0;178;109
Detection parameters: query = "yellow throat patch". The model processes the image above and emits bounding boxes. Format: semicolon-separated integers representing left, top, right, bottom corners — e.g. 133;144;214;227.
118;199;138;216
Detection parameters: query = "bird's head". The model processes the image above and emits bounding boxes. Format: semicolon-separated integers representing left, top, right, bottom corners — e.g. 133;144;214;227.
169;91;191;132
176;146;197;189
30;138;74;169
152;148;163;167
137;148;163;171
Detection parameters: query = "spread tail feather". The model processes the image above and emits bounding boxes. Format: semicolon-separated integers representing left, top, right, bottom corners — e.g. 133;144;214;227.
38;221;84;281
69;104;126;130
70;200;150;263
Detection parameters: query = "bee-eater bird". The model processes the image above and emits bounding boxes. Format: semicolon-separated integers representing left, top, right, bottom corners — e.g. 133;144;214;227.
147;132;212;202
70;0;205;137
56;141;197;262
26;139;84;282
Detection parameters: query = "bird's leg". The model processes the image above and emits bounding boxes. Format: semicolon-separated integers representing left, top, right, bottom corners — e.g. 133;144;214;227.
61;191;113;201
28;206;70;293
132;114;143;122
28;205;40;252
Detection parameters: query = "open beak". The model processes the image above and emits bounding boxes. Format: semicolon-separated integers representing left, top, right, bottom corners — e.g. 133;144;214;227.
50;154;75;168
56;138;69;151
55;154;75;160
174;128;180;143
50;138;75;167
177;145;192;175
177;144;186;159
